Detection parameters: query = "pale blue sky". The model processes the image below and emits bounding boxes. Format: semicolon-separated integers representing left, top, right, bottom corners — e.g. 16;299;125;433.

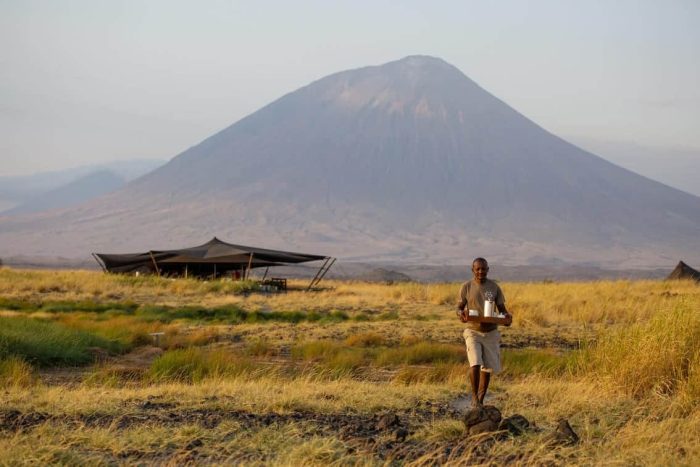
1;0;699;175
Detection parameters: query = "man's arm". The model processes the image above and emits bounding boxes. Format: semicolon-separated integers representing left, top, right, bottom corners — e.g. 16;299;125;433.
456;283;468;322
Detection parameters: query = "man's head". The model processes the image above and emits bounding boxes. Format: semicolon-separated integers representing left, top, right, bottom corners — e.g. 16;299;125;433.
472;257;489;283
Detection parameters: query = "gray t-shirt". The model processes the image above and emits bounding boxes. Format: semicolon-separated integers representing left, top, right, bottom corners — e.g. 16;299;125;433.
457;278;505;332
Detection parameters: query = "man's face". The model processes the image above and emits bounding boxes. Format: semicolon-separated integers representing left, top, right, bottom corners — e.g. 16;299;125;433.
472;261;489;283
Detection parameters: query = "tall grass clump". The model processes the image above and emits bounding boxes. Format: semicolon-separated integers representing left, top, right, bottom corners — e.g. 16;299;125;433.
291;341;343;360
0;356;37;387
579;300;700;399
344;332;386;347
0;317;125;366
149;348;260;383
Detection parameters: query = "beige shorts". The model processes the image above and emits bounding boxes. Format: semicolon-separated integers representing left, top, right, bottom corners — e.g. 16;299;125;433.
463;328;501;373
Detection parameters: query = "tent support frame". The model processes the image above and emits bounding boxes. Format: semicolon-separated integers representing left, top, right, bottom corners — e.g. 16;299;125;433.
92;253;107;273
245;253;254;280
307;257;335;290
149;251;161;276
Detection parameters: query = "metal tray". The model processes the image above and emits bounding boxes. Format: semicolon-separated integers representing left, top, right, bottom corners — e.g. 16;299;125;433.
466;315;510;324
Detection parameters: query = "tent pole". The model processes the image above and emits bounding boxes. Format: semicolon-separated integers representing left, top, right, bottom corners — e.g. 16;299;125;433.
184;264;188;279
246;253;254;280
307;257;330;291
262;267;269;281
312;257;336;289
149;251;161;277
214;264;217;280
91;253;107;273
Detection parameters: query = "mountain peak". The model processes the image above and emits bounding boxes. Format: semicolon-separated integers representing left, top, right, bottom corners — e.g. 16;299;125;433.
1;56;698;266
391;55;452;67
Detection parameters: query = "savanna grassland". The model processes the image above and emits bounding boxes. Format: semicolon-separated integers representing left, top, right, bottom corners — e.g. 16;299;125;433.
1;267;699;466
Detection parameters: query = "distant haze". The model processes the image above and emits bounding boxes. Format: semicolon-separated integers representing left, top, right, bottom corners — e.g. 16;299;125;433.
1;1;698;181
565;138;700;197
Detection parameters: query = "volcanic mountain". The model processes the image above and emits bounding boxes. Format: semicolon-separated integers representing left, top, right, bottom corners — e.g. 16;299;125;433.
1;56;699;267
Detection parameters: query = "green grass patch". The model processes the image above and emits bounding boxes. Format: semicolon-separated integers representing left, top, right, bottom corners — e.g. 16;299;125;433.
149;348;262;383
501;348;572;377
0;297;138;314
0;316;125;366
0;298;350;325
374;342;465;366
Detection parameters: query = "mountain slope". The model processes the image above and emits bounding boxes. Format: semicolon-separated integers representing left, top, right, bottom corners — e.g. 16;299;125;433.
0;56;698;267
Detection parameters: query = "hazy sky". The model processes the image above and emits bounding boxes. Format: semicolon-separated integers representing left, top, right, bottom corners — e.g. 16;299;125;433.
2;0;699;176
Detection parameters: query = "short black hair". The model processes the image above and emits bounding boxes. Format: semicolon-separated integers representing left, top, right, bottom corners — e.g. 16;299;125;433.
472;257;488;267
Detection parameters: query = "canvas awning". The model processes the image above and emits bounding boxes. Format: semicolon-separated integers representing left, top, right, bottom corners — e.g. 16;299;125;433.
93;237;334;287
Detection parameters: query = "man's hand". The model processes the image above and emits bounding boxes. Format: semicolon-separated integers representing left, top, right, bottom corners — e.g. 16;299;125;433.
503;312;513;326
456;309;468;323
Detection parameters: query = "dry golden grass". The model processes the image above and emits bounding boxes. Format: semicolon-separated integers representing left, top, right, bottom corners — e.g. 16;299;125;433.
1;267;699;465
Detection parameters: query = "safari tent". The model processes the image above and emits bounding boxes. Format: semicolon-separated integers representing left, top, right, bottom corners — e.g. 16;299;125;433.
666;261;700;282
93;237;335;287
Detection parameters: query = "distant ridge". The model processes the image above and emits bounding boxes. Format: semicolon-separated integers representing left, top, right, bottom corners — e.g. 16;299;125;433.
2;170;125;216
0;56;698;267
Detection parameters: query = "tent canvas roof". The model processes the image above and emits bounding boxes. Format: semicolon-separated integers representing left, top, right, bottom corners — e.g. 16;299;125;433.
667;261;700;282
94;237;328;273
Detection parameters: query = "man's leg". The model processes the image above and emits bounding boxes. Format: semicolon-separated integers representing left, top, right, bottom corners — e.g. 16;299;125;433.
478;330;501;405
463;329;485;408
469;365;482;407
477;369;491;404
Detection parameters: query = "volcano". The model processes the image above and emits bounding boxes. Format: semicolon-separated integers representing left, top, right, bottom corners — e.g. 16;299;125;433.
1;56;699;267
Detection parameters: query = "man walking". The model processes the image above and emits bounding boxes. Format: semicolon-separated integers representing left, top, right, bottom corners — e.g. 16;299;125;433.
457;258;512;407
